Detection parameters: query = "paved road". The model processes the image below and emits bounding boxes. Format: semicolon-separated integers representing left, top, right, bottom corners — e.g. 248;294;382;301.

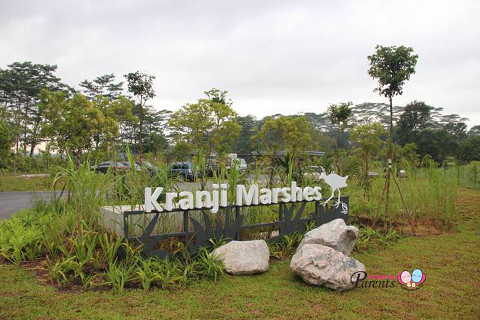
0;191;63;219
0;176;272;219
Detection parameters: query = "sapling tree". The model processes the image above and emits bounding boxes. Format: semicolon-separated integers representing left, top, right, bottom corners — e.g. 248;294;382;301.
328;102;353;173
350;123;386;200
350;122;386;179
367;45;418;230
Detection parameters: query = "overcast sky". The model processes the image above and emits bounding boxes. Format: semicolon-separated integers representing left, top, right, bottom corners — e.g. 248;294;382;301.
1;0;479;127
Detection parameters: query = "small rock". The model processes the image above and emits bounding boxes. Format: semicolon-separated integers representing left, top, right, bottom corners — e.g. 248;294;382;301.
270;230;279;238
290;244;366;291
298;218;358;255
211;240;270;275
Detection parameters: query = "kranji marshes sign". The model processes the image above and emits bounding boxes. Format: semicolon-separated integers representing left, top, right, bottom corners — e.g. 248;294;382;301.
145;182;324;213
116;172;349;258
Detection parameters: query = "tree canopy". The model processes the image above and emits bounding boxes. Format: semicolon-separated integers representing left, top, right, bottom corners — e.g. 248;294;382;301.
368;45;418;101
0;61;71;155
252;115;313;157
39;90;119;163
169;89;240;156
368;45;418;141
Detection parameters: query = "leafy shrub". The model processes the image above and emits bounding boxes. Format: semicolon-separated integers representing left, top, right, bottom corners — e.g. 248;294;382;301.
105;260;137;292
355;226;400;251
268;231;304;259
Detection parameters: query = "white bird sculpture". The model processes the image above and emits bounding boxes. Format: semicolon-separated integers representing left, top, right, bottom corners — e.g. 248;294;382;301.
318;167;348;207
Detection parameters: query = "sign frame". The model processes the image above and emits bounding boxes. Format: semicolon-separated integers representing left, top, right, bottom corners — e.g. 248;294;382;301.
123;197;349;258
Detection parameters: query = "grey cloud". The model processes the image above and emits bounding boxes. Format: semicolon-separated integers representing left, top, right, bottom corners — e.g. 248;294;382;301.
1;0;479;125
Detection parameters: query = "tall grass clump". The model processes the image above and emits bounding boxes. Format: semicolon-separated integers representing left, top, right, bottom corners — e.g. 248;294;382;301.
54;157;114;226
349;160;458;230
444;162;480;190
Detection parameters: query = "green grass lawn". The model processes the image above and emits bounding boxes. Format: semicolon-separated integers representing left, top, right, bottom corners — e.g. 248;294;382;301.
0;174;54;192
1;188;479;320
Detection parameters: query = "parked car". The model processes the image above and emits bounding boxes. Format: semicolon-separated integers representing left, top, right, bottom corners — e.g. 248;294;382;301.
140;161;158;176
124;161;142;172
230;158;247;172
91;161;129;174
169;162;196;181
92;160;161;176
237;158;247;171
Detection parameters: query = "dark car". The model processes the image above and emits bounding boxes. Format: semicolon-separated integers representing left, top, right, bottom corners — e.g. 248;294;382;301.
139;161;158;176
91;161;129;174
92;160;160;176
169;162;195;181
124;161;142;172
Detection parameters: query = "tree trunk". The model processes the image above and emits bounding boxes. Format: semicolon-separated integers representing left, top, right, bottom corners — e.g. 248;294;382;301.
388;95;393;157
384;95;394;227
76;149;82;167
29;119;40;157
335;128;340;173
365;153;369;179
29;143;35;157
139;116;144;155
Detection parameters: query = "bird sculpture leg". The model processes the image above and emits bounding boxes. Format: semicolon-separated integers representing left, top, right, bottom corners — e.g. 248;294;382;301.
324;189;334;206
335;189;341;208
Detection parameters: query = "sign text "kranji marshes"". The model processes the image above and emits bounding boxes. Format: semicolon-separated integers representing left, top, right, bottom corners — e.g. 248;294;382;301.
144;181;326;213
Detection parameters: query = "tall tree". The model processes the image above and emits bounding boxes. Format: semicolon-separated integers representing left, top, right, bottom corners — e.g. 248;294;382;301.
89;95;135;153
397;101;435;145
252;115;314;184
397;101;468;161
367;45;418;150
79;74;124;100
303;112;333;132
328;102;353;172
142;109;171;155
416;129;459;163
459;137;480;162
441;114;468;140
124;71;156;155
0;61;71;156
39;90;118;164
367;45;418;223
352;102;403;128
232;115;258;155
169;89;240;157
252;115;313;160
468;125;480;137
0;121;13;169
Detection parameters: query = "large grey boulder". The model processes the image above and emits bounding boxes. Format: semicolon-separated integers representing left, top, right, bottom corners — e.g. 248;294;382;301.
211;240;270;275
290;244;366;291
298;218;358;255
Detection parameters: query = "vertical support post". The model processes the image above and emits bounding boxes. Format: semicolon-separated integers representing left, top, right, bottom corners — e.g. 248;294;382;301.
235;206;241;240
278;202;284;235
314;201;320;226
183;210;189;246
225;208;230;238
